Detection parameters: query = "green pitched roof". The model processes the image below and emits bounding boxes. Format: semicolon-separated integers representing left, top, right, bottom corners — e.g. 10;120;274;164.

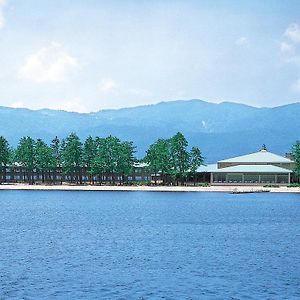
197;164;218;172
218;150;293;164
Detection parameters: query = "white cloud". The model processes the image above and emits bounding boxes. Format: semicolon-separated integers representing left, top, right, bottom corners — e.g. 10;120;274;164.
291;78;300;93
283;55;300;65
280;42;295;54
98;79;118;93
284;23;300;43
235;37;248;46
281;27;300;92
98;79;151;99
47;98;88;113
279;42;300;65
127;88;151;97
10;101;25;109
0;0;6;29
18;42;78;83
10;98;88;113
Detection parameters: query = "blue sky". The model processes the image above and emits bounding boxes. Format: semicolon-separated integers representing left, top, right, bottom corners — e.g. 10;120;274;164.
0;0;300;112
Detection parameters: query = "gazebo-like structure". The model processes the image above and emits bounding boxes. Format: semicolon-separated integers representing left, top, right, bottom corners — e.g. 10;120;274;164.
197;146;294;185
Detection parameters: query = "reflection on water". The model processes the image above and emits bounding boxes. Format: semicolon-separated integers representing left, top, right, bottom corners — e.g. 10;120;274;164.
0;191;299;299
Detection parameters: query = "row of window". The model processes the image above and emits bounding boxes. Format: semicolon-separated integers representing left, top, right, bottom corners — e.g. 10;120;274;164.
0;175;152;182
213;174;289;184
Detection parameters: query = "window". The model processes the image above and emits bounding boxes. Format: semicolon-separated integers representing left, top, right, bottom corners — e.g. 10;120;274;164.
213;173;226;183
227;174;243;183
276;175;288;184
244;174;259;183
260;175;275;183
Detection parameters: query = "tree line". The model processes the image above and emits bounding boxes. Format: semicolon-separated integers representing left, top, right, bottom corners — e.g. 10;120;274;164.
292;141;300;182
0;132;204;185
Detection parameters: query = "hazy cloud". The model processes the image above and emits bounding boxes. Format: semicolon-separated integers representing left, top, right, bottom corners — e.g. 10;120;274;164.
10;100;25;109
281;25;300;93
235;37;248;46
98;79;118;93
10;97;88;113
284;23;300;43
18;42;78;83
98;79;151;99
280;42;295;54
0;0;6;29
127;88;151;97
291;78;300;93
1;1;300;112
47;98;88;113
280;40;300;66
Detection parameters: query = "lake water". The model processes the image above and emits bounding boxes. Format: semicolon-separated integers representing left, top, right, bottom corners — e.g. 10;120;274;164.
0;191;299;299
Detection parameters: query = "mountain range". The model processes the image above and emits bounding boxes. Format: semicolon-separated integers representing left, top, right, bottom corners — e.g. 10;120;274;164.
0;99;299;163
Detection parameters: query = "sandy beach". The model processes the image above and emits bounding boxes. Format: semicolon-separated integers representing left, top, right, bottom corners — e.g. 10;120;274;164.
0;183;299;193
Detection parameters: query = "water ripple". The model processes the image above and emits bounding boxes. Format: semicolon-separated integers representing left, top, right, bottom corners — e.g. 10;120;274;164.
0;191;299;299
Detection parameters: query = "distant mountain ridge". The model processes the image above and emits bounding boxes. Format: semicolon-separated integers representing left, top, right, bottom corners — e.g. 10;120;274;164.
0;99;299;162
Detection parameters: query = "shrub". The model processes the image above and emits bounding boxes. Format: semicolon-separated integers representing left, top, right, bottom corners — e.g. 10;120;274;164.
288;183;300;188
263;184;280;188
195;182;209;187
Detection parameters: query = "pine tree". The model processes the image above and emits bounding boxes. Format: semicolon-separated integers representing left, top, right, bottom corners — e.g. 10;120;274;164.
83;136;96;183
0;136;10;183
105;136;121;184
50;136;63;183
35;139;54;183
189;146;204;185
118;141;136;183
15;137;36;184
169;132;190;185
144;138;171;185
292;141;300;182
91;137;107;184
62;133;83;184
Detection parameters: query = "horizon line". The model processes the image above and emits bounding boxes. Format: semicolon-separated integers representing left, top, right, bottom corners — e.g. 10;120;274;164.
1;98;300;114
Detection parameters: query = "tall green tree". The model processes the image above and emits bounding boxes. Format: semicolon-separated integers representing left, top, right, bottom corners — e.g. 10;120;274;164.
118;141;136;183
51;136;62;166
91;137;108;184
50;136;63;183
83;136;96;183
35;139;54;183
91;136;136;184
169;132;190;185
292;141;300;182
144;142;160;185
62;133;83;184
0;136;10;183
105;135;122;184
144;138;171;185
15;136;36;184
189;146;204;185
157;139;172;184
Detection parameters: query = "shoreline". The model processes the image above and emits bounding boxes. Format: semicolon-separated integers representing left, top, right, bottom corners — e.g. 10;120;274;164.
0;183;299;193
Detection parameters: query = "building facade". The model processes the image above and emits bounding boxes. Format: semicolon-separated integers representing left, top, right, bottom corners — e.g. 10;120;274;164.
197;146;294;185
